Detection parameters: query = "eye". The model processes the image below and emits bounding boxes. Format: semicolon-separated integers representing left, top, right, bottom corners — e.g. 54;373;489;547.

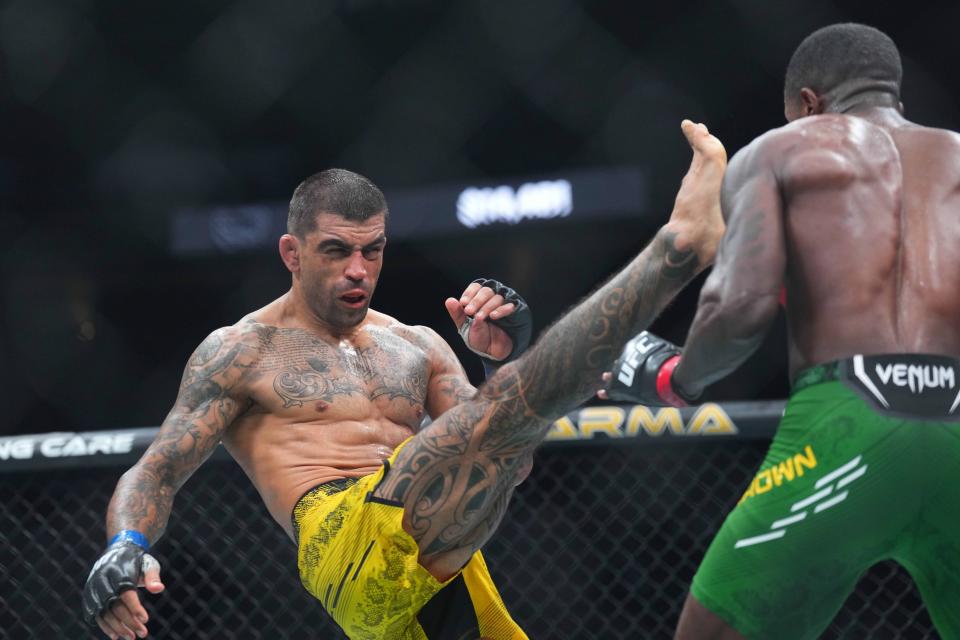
362;247;383;259
325;247;350;257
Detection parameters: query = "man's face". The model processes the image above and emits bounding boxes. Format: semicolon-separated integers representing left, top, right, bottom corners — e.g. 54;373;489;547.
297;212;387;329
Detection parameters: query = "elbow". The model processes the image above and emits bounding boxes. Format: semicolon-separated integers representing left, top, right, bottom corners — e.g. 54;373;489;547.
120;459;177;493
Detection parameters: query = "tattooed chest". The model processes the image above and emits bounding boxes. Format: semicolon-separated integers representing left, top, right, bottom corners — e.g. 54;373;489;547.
249;328;429;425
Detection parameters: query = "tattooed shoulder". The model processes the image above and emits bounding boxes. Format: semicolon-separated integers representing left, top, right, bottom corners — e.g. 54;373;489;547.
384;321;431;349
178;323;263;399
398;324;452;363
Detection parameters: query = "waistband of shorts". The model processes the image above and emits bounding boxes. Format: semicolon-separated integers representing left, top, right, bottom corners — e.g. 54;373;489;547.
791;360;844;393
291;477;360;543
792;354;960;393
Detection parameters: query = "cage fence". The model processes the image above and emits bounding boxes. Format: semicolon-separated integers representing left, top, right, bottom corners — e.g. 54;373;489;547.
0;404;936;639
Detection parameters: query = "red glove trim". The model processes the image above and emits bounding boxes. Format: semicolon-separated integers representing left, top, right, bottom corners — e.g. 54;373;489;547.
656;355;688;407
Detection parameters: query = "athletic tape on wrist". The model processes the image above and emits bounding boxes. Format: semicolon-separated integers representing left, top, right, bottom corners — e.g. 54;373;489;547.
108;530;150;550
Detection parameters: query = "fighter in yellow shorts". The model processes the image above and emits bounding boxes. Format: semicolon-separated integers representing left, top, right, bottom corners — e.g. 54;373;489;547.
82;120;727;640
294;440;521;639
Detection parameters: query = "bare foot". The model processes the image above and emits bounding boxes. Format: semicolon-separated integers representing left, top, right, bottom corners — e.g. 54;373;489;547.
665;120;727;266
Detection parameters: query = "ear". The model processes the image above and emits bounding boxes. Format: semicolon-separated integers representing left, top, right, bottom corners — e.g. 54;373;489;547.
279;234;300;273
898;100;905;115
799;88;824;116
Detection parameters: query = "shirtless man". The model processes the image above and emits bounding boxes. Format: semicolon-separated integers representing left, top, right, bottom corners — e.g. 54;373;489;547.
604;23;960;640
81;120;726;640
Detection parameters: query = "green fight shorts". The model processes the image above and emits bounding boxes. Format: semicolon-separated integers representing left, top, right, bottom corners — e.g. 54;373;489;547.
690;354;960;639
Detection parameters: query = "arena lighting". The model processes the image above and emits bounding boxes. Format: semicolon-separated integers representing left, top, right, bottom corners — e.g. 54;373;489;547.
170;166;645;255
455;179;573;228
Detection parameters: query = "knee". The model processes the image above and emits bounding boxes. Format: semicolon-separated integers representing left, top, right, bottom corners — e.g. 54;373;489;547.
513;454;534;486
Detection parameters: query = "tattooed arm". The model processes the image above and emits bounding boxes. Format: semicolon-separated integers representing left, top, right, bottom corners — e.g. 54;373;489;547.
672;134;787;398
106;325;254;544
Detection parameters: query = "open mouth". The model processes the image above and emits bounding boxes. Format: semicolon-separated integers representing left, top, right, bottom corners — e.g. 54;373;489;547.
340;291;368;308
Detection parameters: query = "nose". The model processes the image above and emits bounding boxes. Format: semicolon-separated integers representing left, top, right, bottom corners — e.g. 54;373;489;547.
345;250;367;281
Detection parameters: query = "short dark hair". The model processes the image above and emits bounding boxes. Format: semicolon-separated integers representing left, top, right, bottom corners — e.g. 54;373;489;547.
287;168;388;238
784;23;902;102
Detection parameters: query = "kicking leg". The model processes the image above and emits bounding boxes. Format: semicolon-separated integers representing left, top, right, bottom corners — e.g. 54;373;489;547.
375;121;727;579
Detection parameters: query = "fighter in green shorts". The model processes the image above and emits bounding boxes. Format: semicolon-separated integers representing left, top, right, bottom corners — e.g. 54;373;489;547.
603;23;960;640
691;358;960;638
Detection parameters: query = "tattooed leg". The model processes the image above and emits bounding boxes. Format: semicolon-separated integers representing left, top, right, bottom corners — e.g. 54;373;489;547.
376;120;726;579
375;227;707;578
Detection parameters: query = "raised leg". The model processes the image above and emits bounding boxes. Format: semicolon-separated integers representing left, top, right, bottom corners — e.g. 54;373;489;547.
374;121;727;579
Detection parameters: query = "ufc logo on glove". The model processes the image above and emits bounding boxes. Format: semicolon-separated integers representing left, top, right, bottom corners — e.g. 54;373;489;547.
617;333;660;386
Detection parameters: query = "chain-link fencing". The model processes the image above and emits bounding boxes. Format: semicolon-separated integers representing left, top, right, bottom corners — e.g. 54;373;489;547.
0;404;936;638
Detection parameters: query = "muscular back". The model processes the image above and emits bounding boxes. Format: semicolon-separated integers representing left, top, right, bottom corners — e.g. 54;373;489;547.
775;113;960;374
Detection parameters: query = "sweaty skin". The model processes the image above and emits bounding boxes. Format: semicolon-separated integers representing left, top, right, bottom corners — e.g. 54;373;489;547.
94;210;527;640
672;102;960;639
94;120;727;640
219;308;466;537
673;106;960;397
107;214;483;544
781;112;960;369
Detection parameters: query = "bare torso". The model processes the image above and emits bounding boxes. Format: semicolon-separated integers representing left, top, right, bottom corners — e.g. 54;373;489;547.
219;301;440;539
772;111;960;376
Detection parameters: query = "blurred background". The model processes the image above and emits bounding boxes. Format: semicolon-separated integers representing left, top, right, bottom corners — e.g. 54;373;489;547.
2;0;959;436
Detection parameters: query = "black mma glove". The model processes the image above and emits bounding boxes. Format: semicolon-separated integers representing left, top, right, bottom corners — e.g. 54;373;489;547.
459;278;532;373
604;331;699;406
82;531;158;626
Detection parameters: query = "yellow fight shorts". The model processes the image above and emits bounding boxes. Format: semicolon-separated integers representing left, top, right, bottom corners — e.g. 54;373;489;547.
293;440;528;640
